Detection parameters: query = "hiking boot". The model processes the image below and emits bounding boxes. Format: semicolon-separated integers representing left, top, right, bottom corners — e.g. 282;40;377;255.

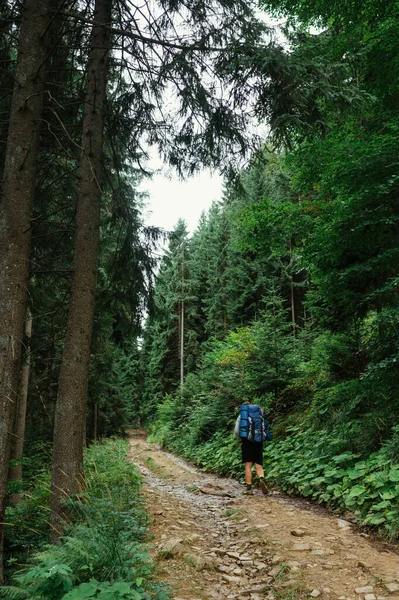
243;484;253;495
258;477;268;495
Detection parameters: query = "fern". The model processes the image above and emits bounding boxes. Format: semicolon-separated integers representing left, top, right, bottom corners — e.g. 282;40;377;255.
4;440;169;600
0;586;32;600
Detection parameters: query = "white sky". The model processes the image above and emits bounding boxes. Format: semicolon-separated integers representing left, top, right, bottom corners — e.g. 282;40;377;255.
139;13;289;239
141;168;224;235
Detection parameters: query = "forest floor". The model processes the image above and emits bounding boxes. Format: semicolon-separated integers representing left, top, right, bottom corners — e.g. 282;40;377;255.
128;430;399;600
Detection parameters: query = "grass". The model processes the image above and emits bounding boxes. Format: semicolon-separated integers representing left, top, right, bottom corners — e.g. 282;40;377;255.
274;584;308;600
1;439;170;600
145;456;173;479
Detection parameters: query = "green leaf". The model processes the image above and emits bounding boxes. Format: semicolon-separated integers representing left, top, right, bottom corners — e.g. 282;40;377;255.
379;489;397;500
62;581;99;599
388;470;399;482
348;485;367;498
109;582;135;596
363;514;386;526
346;469;365;480
333;453;358;464
371;500;391;510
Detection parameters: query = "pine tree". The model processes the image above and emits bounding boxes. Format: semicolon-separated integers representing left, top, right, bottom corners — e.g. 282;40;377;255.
0;0;52;580
51;0;113;536
143;220;196;399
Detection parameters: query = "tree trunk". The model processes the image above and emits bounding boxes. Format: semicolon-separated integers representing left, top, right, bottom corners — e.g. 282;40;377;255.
180;299;184;390
289;239;296;337
290;276;296;337
93;402;98;440
9;308;33;506
50;0;112;539
0;0;51;582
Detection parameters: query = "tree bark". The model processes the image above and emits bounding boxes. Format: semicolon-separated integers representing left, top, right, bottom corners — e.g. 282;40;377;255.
290;276;296;337
9;308;33;506
0;0;51;582
50;0;112;539
180;299;184;390
93;402;98;441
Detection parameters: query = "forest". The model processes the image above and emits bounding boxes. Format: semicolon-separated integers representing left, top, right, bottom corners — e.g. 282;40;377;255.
0;0;398;597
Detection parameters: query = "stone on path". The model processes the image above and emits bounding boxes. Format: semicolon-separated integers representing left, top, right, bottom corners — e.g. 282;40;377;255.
184;533;202;544
364;594;376;600
240;560;254;567
355;586;374;594
291;529;306;537
198;482;233;497
158;538;184;558
291;542;311;551
218;565;231;573
310;589;321;597
221;574;242;584
184;552;212;571
337;519;352;530
385;583;399;593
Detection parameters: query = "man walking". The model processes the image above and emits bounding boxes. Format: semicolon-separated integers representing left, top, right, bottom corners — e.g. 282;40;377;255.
234;401;269;495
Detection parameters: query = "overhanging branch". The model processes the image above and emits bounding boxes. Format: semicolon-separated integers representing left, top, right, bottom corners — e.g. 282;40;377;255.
62;9;233;52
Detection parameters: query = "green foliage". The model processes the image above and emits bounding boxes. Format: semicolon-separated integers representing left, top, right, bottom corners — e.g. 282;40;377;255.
141;0;399;548
88;341;142;437
0;587;31;600
149;297;302;462
2;440;168;600
263;427;399;539
195;433;243;478
259;0;391;26
61;579;160;599
5;443;53;568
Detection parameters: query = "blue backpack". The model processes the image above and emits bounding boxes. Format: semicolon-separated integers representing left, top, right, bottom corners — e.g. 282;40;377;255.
239;404;272;443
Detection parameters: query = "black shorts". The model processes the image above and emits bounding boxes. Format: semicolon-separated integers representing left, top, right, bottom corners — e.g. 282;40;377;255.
241;440;263;465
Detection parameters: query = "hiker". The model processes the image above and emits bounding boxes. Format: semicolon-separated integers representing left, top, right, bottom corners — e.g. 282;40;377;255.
234;401;270;495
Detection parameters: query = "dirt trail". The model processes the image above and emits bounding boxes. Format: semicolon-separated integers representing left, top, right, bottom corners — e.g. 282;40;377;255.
128;431;399;600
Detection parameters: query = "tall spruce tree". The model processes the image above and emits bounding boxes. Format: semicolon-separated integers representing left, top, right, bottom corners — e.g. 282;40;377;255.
51;0;113;535
143;220;197;401
48;0;309;512
0;0;52;580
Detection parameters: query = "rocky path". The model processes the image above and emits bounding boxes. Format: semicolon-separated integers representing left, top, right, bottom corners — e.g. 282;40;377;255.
128;431;399;600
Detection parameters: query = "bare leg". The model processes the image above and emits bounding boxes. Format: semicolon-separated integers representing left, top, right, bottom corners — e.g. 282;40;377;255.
244;462;253;484
254;463;264;478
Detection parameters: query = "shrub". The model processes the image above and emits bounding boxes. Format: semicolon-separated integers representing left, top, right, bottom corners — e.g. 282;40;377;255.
1;439;169;600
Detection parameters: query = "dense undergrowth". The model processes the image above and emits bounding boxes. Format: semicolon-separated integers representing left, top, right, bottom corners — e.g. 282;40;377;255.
196;428;399;538
151;417;399;541
148;323;399;543
142;0;399;549
1;439;169;600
